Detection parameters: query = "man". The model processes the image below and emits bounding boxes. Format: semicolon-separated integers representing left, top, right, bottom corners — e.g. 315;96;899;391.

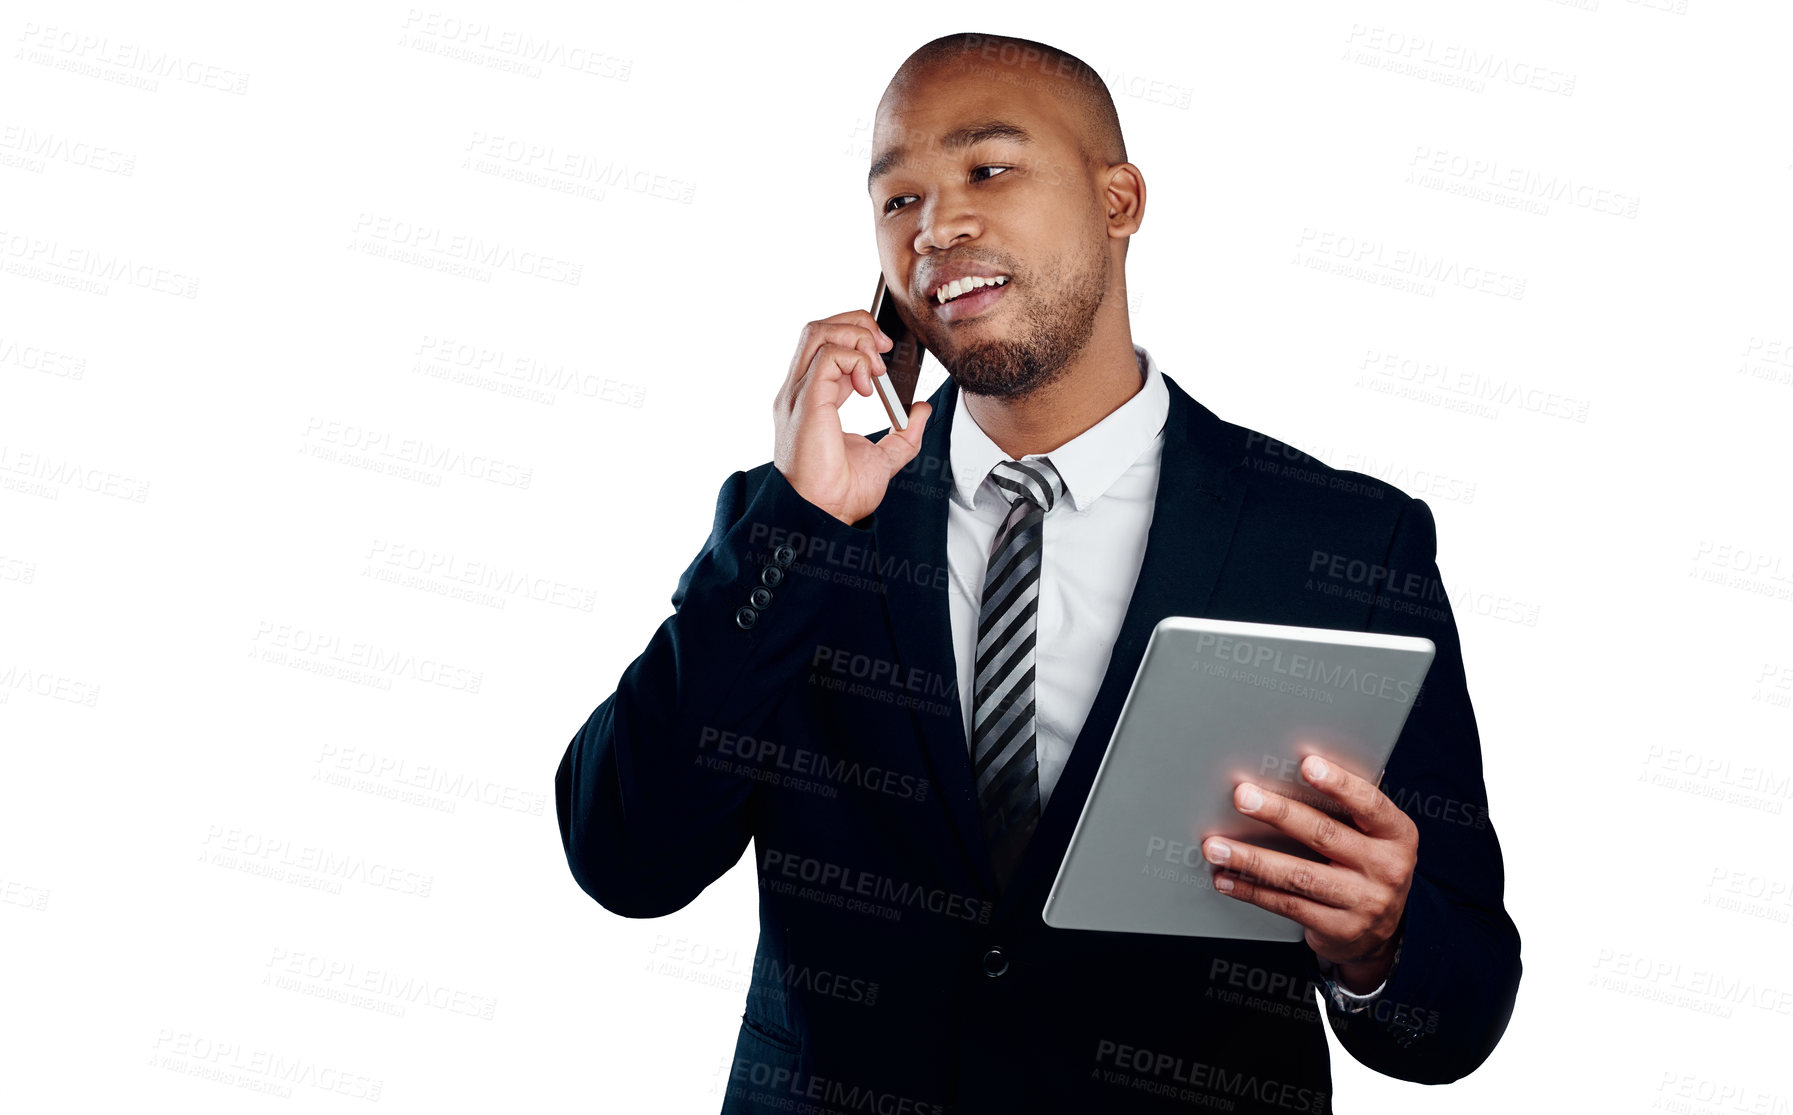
556;31;1520;1114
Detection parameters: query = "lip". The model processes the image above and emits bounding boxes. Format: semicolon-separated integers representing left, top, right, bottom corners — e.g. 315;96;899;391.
921;262;1010;300
934;279;1010;323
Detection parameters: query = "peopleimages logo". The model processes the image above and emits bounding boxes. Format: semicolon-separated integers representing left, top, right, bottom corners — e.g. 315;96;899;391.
698;727;930;803
759;849;991;925
1093;1039;1328;1113
1188;631;1420;705
350;213;583;285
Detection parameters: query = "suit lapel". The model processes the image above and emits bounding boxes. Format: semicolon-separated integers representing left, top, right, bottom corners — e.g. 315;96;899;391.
872;375;994;893
872;368;1250;912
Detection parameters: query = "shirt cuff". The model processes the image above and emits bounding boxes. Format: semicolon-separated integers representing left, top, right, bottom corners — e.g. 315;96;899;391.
1316;933;1403;1014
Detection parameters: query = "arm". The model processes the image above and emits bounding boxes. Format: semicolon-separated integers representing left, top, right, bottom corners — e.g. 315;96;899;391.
553;465;872;918
1322;496;1523;1082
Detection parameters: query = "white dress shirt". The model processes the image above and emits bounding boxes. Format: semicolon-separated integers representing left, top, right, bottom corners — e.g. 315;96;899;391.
943;342;1389;1010
946;343;1166;814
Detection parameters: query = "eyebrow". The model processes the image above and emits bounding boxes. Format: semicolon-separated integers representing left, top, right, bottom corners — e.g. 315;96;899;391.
867;119;1035;195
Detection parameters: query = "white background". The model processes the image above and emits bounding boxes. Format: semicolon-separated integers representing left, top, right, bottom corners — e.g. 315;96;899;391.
4;1;1791;1111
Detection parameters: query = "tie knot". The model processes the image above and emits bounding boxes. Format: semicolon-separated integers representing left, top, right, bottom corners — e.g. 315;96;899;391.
989;457;1065;514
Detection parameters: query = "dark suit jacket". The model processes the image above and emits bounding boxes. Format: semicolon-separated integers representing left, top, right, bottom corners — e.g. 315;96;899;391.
556;368;1521;1114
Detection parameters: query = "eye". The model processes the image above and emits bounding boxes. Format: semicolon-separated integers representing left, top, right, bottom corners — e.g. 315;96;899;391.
882;166;1013;215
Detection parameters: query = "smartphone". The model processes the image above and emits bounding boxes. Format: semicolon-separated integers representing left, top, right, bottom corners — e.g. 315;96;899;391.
870;274;925;431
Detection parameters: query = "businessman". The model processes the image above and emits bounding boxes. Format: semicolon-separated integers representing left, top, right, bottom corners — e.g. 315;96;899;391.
556;32;1520;1114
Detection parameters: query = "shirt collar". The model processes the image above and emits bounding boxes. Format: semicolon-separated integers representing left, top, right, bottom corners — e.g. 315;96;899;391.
949;343;1170;513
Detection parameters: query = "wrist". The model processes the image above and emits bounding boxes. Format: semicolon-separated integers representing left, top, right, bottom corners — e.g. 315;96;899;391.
1330;940;1397;994
772;466;863;530
1333;957;1390;994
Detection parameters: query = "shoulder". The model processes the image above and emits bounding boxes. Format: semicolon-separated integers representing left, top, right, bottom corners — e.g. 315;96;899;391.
1228;417;1414;505
1218;413;1424;556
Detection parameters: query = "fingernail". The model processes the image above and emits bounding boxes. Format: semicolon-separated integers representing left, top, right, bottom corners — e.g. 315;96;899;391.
1238;784;1262;812
1305;757;1328;782
1214;875;1235;893
1204;840;1230;865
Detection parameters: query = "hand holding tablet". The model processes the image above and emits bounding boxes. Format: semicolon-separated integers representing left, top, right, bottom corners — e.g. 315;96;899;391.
1202;751;1418;989
1043;617;1434;947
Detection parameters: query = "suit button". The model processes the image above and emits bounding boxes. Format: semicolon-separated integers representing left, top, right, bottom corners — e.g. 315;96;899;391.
981;947;1008;978
760;564;784;588
734;606;759;630
773;544;796;567
750;586;774;609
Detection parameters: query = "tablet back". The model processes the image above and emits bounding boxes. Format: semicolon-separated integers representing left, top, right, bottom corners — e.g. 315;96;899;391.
1042;616;1435;940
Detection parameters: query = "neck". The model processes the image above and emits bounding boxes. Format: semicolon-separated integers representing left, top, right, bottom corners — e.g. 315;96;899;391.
961;314;1142;460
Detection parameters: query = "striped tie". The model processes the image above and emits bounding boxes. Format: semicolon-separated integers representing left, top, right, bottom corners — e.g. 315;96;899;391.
972;457;1065;894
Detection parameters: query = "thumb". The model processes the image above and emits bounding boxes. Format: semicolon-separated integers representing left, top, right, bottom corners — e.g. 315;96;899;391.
883;402;930;472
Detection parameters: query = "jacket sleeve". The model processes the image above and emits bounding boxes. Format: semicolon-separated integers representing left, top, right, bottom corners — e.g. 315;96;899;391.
1320;496;1523;1083
554;464;875;917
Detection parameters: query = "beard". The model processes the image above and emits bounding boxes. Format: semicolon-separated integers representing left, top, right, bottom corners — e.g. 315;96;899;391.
925;231;1111;400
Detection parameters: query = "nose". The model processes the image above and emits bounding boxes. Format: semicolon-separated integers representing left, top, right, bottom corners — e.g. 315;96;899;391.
913;189;982;256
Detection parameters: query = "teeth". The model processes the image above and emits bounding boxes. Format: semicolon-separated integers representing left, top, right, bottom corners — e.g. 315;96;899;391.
936;275;1008;304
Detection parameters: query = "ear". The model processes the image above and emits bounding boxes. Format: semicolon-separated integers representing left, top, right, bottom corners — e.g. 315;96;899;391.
1102;162;1145;241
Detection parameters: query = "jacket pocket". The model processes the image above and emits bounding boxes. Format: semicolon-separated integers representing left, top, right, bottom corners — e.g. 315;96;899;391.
721;1016;803;1115
739;1014;801;1054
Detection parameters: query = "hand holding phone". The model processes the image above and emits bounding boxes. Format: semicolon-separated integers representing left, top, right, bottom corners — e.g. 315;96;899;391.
771;298;932;527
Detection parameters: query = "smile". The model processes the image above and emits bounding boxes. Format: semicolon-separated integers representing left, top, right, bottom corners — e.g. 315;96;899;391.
934;274;1009;304
933;277;1011;322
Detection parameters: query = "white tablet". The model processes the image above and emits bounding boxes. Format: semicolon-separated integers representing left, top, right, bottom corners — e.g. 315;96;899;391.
1042;616;1435;941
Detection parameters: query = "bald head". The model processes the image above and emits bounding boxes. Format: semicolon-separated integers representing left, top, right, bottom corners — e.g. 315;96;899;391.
881;33;1127;176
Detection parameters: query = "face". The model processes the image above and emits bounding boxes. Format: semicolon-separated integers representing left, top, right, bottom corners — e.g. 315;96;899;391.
869;62;1112;399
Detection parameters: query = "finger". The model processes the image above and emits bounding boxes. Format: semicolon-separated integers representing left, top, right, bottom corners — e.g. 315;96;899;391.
1201;838;1359;909
877;401;931;468
829;326;888;400
780;318;890;414
822;308;889;342
1296;755;1413;842
795;342;880;419
1229;780;1373;868
1210;869;1360;938
781;324;880;414
781;330;881;417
